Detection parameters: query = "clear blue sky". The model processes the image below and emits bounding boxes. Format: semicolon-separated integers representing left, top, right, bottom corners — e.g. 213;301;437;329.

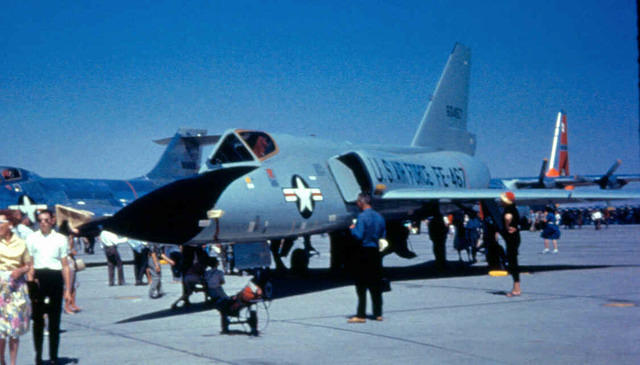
2;0;638;179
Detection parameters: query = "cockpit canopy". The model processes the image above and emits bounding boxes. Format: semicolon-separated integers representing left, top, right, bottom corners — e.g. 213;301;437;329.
1;167;22;182
208;130;278;166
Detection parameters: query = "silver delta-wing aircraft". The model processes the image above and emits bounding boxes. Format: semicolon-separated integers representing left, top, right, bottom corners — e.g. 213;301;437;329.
87;44;640;268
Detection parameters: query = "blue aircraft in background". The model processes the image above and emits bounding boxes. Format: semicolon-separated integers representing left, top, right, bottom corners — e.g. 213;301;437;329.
0;128;219;224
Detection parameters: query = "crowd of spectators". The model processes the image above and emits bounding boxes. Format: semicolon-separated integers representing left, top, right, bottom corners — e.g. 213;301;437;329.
521;205;640;230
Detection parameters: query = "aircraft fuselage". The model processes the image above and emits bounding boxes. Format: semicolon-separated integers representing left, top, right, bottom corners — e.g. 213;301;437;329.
206;134;490;243
102;130;491;245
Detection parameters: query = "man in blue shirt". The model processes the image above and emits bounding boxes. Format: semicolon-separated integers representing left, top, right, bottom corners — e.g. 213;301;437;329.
348;193;386;323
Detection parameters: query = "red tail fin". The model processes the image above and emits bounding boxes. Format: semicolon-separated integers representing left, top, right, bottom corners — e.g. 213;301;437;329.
557;111;569;176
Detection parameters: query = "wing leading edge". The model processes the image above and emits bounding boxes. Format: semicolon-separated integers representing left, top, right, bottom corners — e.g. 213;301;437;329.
381;188;640;206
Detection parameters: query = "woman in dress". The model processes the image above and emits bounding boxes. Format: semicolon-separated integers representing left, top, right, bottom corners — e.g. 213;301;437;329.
541;206;561;254
0;210;32;365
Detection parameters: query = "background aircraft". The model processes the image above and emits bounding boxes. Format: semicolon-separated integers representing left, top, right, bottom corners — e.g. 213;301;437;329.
495;111;640;190
0;128;218;224
81;44;640;271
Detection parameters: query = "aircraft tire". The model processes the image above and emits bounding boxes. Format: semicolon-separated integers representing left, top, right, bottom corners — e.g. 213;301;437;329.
290;248;309;275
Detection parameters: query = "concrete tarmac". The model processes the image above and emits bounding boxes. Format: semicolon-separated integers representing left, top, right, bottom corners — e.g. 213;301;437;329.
15;225;640;364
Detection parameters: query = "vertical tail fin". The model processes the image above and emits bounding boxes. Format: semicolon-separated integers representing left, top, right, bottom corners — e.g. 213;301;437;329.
411;43;476;155
145;128;220;180
546;111;569;177
557;111;569;176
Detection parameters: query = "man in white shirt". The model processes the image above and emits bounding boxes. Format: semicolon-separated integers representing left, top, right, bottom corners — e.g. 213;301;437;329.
592;210;603;230
26;209;71;365
99;230;127;286
128;239;149;286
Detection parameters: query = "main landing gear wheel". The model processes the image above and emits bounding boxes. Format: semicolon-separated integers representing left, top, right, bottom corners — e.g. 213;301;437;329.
290;248;309;275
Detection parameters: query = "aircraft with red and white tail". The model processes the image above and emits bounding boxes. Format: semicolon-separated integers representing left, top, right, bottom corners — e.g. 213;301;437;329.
496;111;640;190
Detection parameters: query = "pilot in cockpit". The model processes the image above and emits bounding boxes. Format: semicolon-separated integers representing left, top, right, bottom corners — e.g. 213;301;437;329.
252;136;269;158
240;132;272;159
2;169;15;180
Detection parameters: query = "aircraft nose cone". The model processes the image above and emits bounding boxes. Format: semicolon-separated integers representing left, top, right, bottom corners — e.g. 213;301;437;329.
102;166;256;244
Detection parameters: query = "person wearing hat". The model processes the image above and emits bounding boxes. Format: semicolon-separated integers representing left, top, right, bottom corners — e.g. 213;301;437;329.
500;191;521;297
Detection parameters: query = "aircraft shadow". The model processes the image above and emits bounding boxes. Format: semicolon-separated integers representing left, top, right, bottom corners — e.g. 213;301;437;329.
116;261;620;324
116;301;216;324
267;261;615;300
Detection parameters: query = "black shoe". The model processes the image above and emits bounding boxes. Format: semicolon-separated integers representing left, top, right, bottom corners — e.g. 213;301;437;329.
395;248;417;259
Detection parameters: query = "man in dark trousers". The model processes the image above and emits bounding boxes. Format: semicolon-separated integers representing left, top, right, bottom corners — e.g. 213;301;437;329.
26;210;72;365
428;210;448;270
348;193;386;323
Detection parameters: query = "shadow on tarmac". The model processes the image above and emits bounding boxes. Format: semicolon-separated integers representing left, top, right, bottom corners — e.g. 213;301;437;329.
266;261;618;299
116;301;216;324
55;357;79;364
116;260;619;324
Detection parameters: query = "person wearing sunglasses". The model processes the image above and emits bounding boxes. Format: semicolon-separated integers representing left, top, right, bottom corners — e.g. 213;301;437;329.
25;210;71;365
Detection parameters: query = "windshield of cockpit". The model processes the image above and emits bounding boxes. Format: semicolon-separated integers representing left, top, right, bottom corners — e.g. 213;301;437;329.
209;131;277;165
1;168;21;182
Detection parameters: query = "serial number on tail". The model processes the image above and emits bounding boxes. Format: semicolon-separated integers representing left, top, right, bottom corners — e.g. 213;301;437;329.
446;105;463;119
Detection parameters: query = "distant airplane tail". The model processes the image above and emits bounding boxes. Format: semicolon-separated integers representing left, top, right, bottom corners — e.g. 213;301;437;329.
546;111;569;177
557;111;569;176
411;43;476;155
145;128;220;180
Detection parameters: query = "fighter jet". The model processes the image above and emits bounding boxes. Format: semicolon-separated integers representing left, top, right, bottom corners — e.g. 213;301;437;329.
0;128;219;224
495;111;640;190
85;44;640;270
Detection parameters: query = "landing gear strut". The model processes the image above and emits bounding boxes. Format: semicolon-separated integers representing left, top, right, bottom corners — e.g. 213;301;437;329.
385;220;417;258
270;238;295;272
329;229;357;274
